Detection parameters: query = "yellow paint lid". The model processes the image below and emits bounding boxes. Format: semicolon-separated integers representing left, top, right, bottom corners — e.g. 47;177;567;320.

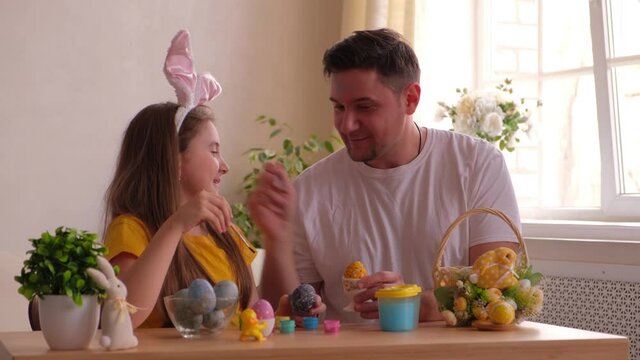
375;284;422;298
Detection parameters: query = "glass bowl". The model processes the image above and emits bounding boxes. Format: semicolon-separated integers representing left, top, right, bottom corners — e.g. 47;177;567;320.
163;294;237;338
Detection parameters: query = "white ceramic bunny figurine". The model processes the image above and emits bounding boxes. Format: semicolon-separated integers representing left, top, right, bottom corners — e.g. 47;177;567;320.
86;256;138;351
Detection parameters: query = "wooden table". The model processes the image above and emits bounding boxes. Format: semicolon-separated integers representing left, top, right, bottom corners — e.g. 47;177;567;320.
0;321;629;360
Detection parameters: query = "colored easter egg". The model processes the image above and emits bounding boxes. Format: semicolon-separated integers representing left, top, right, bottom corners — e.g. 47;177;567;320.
290;283;317;316
213;280;239;310
188;278;216;314
251;299;275;320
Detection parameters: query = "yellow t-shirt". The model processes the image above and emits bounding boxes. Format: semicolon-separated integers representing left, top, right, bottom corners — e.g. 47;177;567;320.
104;214;256;328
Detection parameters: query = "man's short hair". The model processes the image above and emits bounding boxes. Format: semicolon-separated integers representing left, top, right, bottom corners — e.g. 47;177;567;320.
322;28;421;94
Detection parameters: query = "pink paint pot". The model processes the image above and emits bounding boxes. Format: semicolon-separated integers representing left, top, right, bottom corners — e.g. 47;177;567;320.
324;319;341;334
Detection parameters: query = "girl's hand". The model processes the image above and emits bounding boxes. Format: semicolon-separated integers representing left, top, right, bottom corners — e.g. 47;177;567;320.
172;189;232;234
275;293;326;327
248;162;295;245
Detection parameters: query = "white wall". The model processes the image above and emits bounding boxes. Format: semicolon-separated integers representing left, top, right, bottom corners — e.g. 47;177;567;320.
0;0;341;331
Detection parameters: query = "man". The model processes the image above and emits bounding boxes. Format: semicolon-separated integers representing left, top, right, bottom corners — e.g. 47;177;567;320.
250;28;520;323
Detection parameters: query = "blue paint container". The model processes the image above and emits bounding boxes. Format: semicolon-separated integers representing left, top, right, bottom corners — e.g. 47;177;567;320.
303;316;319;330
375;284;422;332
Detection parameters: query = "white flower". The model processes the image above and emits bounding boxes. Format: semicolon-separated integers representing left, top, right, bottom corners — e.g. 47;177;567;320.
474;96;499;118
436;79;540;152
452;114;477;136
481;112;503;137
456;94;475;117
441;310;457;326
468;273;478;284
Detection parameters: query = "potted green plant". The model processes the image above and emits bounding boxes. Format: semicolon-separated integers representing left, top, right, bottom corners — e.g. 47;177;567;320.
15;226;107;350
232;115;342;249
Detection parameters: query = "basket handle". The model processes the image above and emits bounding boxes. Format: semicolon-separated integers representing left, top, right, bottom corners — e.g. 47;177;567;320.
431;208;528;279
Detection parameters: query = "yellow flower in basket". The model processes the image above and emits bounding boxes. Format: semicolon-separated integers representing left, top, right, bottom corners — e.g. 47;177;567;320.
432;208;544;329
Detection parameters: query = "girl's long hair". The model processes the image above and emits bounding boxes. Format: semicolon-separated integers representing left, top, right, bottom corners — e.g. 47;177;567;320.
104;103;253;325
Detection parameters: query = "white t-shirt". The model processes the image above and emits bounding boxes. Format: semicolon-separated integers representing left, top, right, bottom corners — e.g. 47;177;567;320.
292;128;521;323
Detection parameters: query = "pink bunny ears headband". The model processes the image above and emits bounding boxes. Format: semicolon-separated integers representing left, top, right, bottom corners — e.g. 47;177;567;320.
164;30;222;130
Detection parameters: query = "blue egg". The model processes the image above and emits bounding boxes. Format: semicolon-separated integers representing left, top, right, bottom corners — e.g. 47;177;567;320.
202;309;225;329
175;304;203;330
290;283;317;316
213;280;238;310
188;278;216;314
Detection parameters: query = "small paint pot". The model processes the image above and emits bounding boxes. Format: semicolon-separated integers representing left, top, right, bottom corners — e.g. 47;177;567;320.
274;315;290;329
303;316;319;330
279;319;295;334
324;319;340;334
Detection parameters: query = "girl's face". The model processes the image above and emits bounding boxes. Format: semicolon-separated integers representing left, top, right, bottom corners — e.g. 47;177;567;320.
179;121;229;198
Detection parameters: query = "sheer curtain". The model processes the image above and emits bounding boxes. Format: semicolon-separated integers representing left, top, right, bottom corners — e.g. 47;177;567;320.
412;1;475;127
340;0;416;43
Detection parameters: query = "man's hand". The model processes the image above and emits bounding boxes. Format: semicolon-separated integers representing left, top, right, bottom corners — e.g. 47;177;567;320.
353;271;403;319
248;162;295;247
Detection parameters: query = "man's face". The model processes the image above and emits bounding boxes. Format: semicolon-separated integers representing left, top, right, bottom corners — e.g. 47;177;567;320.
330;69;407;166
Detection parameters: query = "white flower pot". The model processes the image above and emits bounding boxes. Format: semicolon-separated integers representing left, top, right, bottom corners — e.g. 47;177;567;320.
38;295;99;350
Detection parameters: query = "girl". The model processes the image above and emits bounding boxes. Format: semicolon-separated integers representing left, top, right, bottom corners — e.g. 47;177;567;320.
103;102;257;328
102;30;324;329
103;30;256;328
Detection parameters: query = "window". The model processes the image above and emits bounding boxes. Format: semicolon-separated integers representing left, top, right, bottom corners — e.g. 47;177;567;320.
415;0;640;230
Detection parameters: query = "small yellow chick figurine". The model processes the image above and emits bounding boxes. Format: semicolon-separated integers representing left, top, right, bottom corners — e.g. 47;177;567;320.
239;309;267;342
469;247;519;289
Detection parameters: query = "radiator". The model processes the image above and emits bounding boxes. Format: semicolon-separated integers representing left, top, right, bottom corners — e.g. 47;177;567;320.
536;275;639;360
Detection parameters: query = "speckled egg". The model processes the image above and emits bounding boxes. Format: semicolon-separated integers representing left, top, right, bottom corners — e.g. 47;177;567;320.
213;280;239;310
290;283;317;316
188;278;217;314
252;299;275;320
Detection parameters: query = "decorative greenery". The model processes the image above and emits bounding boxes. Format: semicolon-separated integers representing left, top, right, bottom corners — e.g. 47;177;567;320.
232;115;342;248
15;226;109;306
437;78;542;152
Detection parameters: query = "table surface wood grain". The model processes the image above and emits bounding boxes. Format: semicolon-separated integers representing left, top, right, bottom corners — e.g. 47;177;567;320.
0;321;629;360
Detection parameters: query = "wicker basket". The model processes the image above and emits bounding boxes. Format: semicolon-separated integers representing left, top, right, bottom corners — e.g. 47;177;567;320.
433;207;528;288
432;208;540;327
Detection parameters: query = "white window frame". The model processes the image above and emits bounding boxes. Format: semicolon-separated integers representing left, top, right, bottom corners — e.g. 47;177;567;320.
590;0;640;217
473;0;640;266
478;0;640;220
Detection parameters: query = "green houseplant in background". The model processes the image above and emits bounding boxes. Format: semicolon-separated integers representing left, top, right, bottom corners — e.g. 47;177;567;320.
232;115;342;249
15;226;108;305
15;226;108;350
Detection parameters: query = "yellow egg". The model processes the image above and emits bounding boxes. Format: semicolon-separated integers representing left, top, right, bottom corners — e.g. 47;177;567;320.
453;297;467;312
488;301;515;325
344;261;368;279
472;306;488;320
531;287;544;306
